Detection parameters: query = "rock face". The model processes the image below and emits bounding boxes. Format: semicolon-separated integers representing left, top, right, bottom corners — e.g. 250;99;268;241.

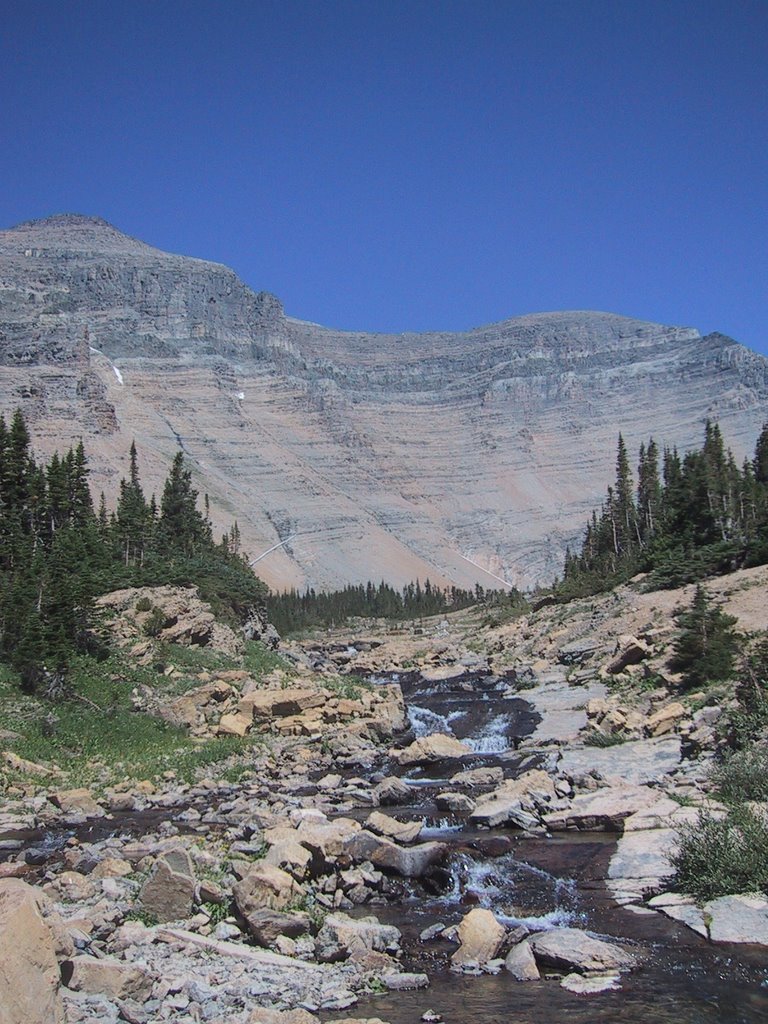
2;214;768;590
0;879;65;1024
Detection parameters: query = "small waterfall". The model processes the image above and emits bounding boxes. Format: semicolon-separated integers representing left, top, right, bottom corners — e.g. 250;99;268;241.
433;851;582;931
464;713;512;753
408;705;465;738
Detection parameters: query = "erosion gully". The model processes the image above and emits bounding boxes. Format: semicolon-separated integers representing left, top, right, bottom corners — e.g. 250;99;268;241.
12;669;768;1023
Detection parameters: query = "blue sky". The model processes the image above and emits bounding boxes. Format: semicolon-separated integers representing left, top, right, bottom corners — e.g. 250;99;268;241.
1;1;766;353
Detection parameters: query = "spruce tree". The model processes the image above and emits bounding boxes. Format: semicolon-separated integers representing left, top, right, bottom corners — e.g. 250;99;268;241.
670;585;739;690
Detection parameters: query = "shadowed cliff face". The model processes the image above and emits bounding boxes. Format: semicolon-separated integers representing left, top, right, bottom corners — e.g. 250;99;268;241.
1;213;767;592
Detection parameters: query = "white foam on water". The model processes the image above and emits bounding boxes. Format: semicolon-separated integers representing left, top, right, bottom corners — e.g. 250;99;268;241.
464;713;512;753
407;705;466;738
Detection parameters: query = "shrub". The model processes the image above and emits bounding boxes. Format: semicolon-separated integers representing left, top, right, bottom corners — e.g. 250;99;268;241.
712;747;768;803
143;606;168;637
671;806;768;902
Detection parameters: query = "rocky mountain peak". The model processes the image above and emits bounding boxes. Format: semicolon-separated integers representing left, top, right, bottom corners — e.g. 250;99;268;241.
0;215;766;592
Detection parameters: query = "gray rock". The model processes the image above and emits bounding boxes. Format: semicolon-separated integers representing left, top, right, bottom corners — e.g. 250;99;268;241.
528;928;636;973
505;940;540;981
138;848;195;923
344;830;447;877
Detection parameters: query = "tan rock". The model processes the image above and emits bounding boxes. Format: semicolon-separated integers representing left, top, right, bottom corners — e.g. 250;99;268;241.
645;702;686;737
365;811;424;844
67;954;153;1001
233;862;300;914
391;733;471;765
91;857;133;879
218;711;252;737
505;939;540;981
49;788;104;817
451;907;506;967
248;1009;318;1024
0;879;65;1024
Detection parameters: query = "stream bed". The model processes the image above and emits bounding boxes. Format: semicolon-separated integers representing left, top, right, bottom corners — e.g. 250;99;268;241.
335;670;768;1024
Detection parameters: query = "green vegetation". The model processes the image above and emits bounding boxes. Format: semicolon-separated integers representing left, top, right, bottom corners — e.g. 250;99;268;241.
0;410;266;686
559;420;768;598
266;579;527;636
583;729;628;747
669;586;739;691
672;805;768;903
0;646;261;786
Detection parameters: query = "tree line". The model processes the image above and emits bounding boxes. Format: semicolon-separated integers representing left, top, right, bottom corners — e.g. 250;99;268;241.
266;580;526;635
0;410;266;688
560;420;768;597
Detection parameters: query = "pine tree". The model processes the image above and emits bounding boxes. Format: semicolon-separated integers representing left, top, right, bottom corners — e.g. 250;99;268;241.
158;451;211;556
670;585;739;690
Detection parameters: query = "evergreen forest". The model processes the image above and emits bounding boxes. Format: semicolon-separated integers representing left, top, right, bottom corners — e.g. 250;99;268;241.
265;580;526;636
0;410;266;688
560;420;768;597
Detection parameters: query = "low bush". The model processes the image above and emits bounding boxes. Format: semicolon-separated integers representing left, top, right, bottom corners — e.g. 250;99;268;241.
712;747;768;804
671;806;768;902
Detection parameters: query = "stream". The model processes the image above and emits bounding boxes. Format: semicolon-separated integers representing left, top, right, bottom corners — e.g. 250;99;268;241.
6;668;768;1022
337;670;768;1024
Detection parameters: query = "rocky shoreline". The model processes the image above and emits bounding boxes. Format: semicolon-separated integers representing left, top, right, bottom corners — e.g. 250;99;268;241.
3;567;768;1023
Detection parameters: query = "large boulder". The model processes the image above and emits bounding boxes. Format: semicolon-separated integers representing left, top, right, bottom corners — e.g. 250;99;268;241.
49;788;105;818
138;847;195;923
373;777;412;806
451;908;506;967
505;939;540;981
316;912;401;962
0;879;65;1024
365;811;423;844
233;862;300;914
66;954;153;1001
543;784;659;832
392;734;471;766
240;689;325;719
528;928;636;973
344;830;446;877
241;908;310;946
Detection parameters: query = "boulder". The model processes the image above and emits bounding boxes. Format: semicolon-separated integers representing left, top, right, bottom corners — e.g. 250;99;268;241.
365;811;423;844
241;908;311;946
505;939;540;981
49;788;104;818
644;702;686;737
316;912;401;962
241;689;325;719
528;928;636;973
344;830;446;877
264;837;313;878
248;1010;317;1024
233;862;299;914
607;635;652;674
67;954;153;1001
392;734;471;766
451;766;504;787
138;847;195;922
218;711;252;737
451;908;506;967
435;792;476;814
706;894;768;944
543;784;658;832
470;769;555;828
0;879;65;1024
373;777;412;806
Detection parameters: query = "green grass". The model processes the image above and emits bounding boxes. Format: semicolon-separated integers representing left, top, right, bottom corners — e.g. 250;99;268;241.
0;652;261;788
322;675;373;701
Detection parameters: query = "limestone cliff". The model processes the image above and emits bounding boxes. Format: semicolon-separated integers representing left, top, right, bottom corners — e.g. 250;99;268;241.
1;214;766;591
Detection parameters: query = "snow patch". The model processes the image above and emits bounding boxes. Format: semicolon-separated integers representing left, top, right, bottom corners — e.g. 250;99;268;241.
113;366;124;385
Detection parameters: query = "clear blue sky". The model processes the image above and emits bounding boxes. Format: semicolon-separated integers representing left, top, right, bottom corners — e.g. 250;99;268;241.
1;1;766;353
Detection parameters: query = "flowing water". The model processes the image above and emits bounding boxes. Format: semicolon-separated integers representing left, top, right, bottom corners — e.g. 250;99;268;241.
339;670;768;1024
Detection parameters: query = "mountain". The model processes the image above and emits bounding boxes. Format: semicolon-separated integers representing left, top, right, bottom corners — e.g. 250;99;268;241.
1;213;767;591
